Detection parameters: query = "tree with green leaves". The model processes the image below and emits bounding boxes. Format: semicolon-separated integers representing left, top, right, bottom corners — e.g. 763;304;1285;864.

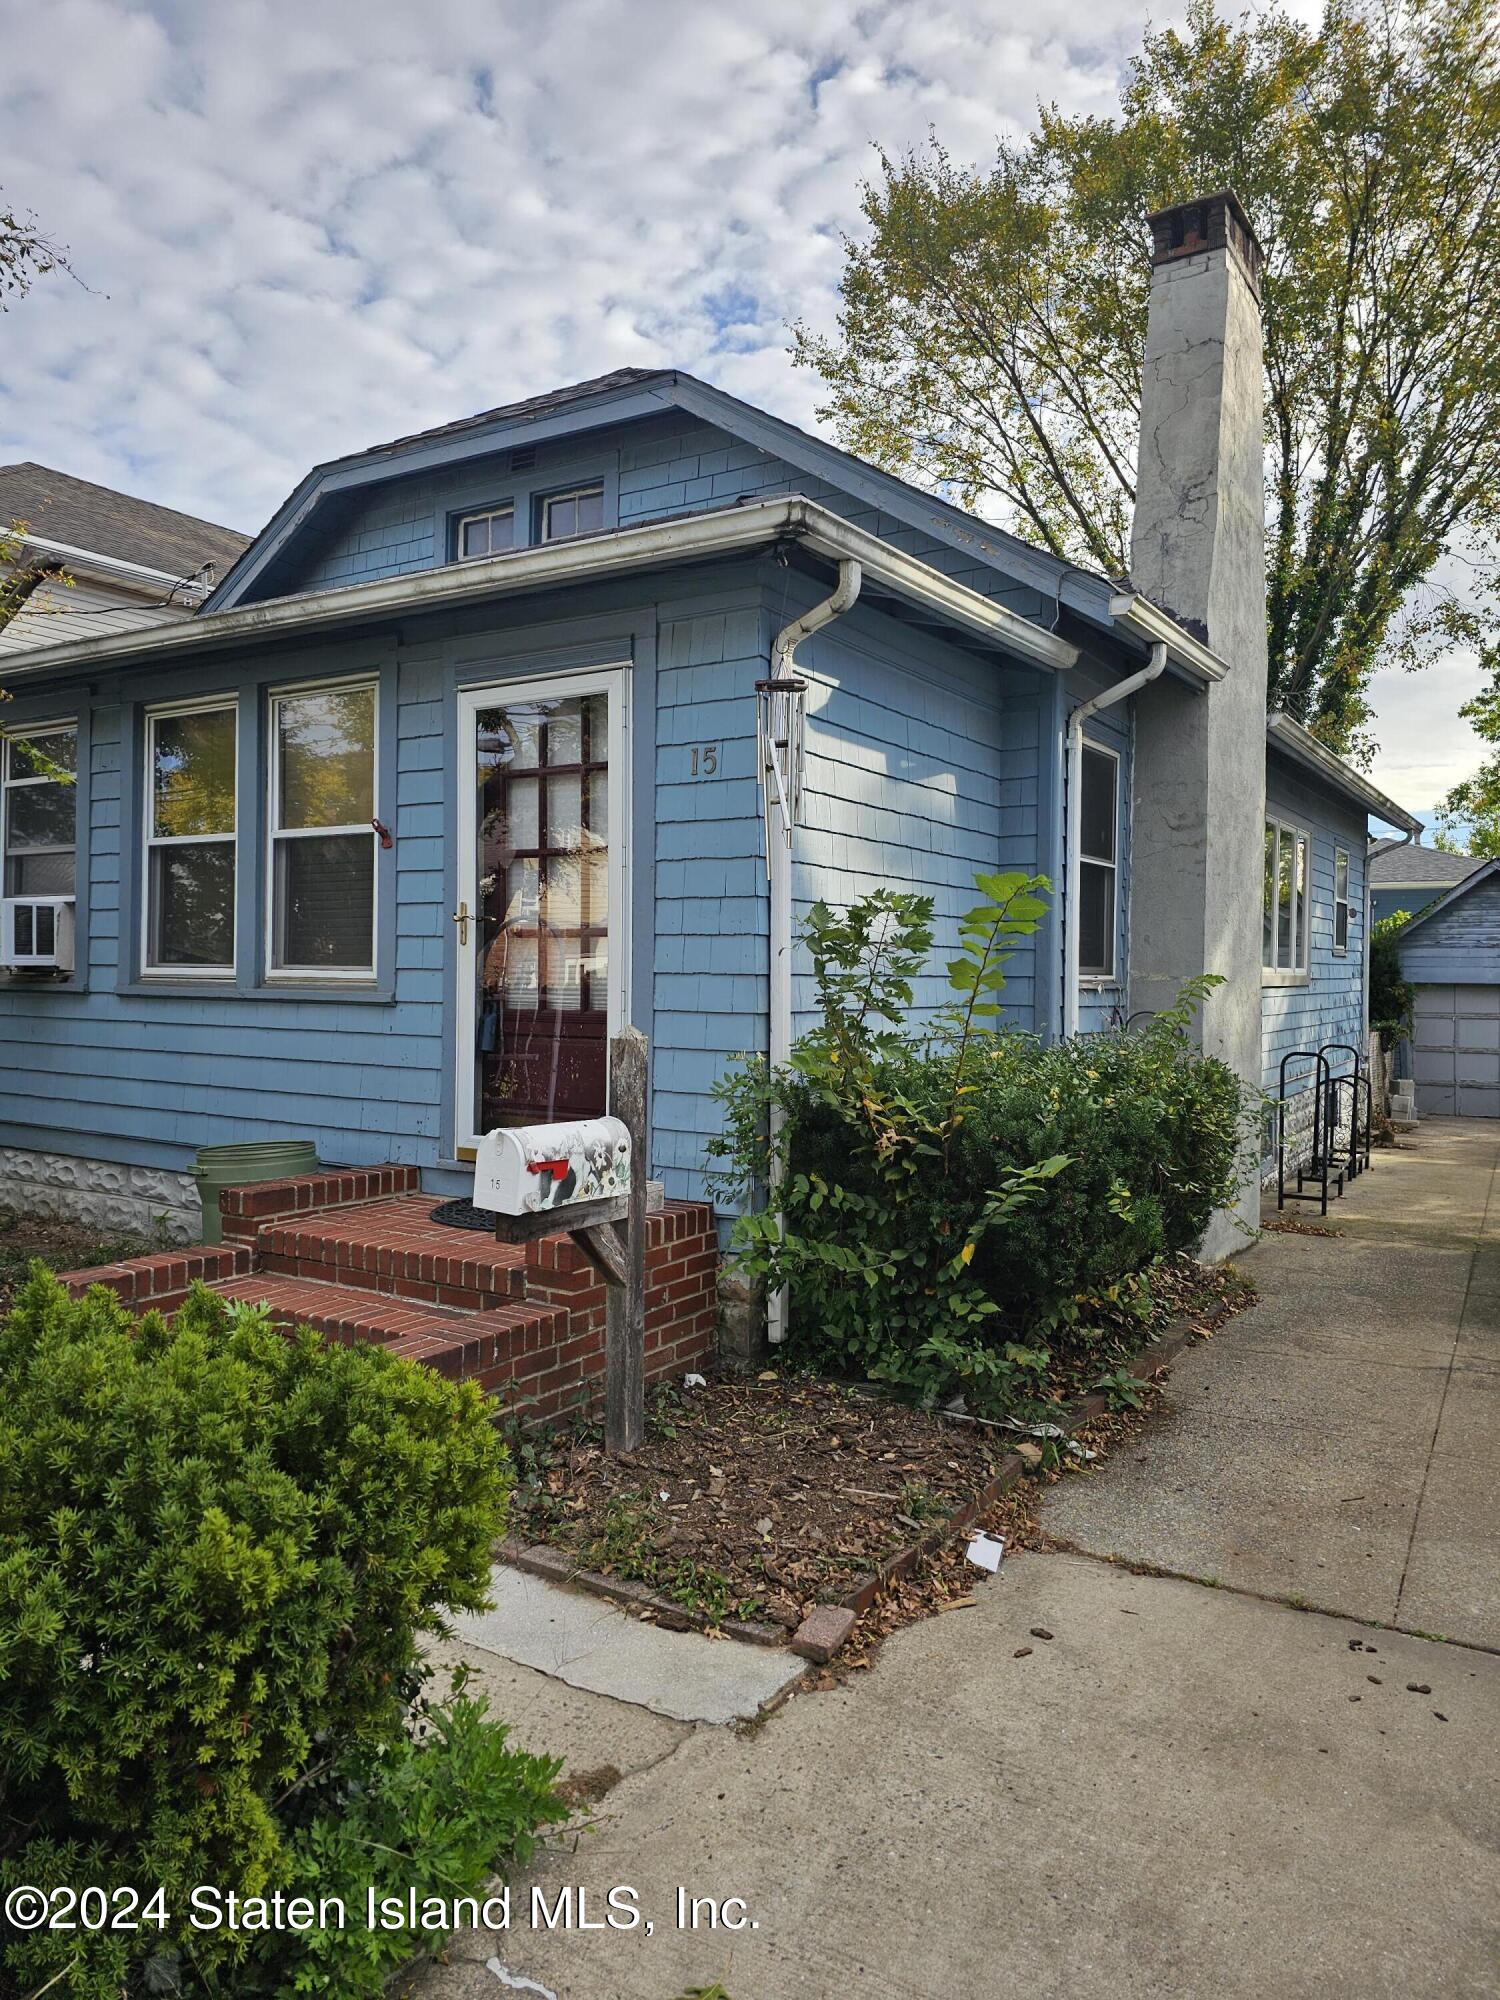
794;0;1500;756
1;186;72;310
1436;681;1500;856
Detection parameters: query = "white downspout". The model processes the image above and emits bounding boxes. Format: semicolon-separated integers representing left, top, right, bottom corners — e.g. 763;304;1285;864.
1364;821;1418;1043
1063;642;1168;1040
765;558;862;1346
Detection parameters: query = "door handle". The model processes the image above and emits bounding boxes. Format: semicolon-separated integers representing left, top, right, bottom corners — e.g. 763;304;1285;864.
452;901;470;946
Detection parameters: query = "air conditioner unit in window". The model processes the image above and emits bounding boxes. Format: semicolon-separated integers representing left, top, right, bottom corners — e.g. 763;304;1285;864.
1;896;75;972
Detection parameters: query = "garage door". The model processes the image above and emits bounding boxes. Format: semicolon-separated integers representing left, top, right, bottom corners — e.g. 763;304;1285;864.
1411;983;1500;1116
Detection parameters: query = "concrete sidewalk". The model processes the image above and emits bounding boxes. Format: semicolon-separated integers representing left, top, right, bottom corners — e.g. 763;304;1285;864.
415;1120;1500;2000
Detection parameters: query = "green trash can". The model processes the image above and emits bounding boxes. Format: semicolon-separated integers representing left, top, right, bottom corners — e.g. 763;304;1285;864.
191;1139;319;1244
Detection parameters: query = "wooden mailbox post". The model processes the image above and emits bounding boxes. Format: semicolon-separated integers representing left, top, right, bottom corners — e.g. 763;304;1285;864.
483;1027;648;1454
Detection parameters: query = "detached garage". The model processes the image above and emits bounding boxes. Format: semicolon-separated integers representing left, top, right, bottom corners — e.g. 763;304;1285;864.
1397;859;1500;1117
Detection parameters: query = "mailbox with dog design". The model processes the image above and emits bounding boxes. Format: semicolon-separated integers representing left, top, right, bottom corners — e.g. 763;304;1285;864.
473;1113;631;1217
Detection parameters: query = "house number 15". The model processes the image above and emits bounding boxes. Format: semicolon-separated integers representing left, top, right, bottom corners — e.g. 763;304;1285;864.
689;744;719;778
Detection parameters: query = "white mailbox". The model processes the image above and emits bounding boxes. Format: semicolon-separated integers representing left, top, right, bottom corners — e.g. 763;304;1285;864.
473;1115;631;1217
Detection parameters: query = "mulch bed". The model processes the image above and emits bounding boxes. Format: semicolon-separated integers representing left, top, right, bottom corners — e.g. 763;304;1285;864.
0;1212;156;1310
510;1255;1256;1652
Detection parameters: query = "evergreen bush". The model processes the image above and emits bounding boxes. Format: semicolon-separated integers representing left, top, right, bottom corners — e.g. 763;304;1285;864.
0;1279;563;1998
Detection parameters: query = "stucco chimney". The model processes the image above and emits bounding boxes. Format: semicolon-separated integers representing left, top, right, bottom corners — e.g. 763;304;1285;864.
1126;189;1268;1252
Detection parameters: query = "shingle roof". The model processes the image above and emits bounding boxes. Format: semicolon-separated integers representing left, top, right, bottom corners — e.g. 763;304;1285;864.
364;367;665;459
1368;839;1484;889
0;462;250;579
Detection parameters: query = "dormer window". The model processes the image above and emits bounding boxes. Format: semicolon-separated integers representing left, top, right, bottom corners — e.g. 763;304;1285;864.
456;507;515;560
541;484;605;542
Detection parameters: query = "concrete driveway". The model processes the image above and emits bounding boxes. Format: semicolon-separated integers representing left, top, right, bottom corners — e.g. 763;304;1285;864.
415;1120;1500;2000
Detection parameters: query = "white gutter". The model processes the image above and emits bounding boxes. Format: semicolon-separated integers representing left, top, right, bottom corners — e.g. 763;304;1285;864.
1108;592;1227;685
8;532;210;598
3;497;1078;682
764;559;863;1347
1063;642;1169;1038
1266;712;1423;835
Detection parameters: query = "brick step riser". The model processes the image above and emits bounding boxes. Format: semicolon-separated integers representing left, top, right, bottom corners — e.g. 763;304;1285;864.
253;1246;523;1313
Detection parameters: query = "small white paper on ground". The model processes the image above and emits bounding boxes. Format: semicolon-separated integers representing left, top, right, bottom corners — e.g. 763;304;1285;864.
966;1532;1006;1573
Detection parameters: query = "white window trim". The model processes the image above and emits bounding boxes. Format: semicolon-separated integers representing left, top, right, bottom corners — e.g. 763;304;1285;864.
540;482;606;543
1263;817;1311;986
1077;740;1121;985
2;718;78;908
1333;846;1351;957
455;505;516;562
264;675;380;984
141;696;238;981
453;663;630;1156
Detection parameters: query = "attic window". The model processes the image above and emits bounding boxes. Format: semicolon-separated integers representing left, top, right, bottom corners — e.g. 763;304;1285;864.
456;507;515;560
540;484;605;542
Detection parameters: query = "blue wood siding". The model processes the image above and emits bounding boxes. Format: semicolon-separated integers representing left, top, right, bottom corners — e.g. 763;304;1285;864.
1371;884;1449;926
279;413;1056;628
1398;874;1500;984
1260;754;1369;1098
791;603;1045;1033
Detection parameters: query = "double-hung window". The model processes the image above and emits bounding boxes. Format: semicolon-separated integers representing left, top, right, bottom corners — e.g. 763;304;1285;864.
456;506;514;560
1333;848;1351;954
145;702;237;973
540;484;604;542
268;680;377;977
1263;819;1310;977
1077;744;1120;979
4;725;76;897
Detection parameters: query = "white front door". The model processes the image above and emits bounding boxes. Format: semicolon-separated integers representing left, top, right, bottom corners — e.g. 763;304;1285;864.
454;667;629;1155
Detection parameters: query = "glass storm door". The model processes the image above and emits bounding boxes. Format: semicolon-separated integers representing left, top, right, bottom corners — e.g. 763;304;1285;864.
454;670;627;1153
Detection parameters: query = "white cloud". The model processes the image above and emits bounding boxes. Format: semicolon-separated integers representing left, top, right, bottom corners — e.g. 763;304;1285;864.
0;0;1478;806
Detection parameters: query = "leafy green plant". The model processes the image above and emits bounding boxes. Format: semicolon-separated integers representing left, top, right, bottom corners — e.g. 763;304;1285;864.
1092;1366;1148;1412
0;1273;560;1999
708;876;1254;1420
1370;911;1416;1043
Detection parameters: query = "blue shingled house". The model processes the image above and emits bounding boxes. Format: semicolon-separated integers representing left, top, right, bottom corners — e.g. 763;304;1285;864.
0;194;1419;1246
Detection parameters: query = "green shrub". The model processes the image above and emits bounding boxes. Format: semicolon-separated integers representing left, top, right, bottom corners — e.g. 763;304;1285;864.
1370;910;1416;1042
0;1278;562;1999
708;880;1253;1416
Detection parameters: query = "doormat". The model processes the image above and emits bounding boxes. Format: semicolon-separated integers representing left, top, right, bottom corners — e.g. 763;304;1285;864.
429;1198;494;1233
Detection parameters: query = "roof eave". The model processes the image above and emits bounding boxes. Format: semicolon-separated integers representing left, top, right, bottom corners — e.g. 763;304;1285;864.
1265;712;1422;833
1107;592;1227;685
2;496;1079;683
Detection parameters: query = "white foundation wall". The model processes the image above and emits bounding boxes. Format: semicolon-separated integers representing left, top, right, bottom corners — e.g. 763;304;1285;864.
0;1145;200;1243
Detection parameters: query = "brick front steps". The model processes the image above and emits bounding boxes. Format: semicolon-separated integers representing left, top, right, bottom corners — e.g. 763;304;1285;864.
55;1168;718;1424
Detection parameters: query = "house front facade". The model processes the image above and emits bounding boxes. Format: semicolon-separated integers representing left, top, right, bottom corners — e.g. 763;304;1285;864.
0;196;1417;1250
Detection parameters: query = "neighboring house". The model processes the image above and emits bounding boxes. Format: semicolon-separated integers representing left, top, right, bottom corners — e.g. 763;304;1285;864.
1369;837;1483;925
0;192;1418;1246
1395;859;1500;1118
0;462;249;659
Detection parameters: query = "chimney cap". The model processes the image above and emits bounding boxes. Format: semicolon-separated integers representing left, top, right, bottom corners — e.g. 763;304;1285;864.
1145;189;1263;292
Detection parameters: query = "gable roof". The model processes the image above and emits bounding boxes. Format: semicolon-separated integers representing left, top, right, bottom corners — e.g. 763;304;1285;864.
1392;856;1500;941
1369;839;1482;890
204;367;1131;629
1264;713;1422;834
0;462;250;581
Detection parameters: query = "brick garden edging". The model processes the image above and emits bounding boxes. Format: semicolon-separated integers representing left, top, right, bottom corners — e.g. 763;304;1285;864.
505;1317;1205;1651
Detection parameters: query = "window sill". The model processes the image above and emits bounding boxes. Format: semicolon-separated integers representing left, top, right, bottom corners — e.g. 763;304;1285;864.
115;978;396;1005
0;973;88;996
1262;969;1311;989
1078;976;1120;989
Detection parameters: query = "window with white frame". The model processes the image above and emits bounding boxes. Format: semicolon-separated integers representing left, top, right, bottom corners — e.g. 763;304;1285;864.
1078;744;1119;979
1263;818;1310;975
145;702;237;972
540;484;604;542
1334;847;1351;954
455;506;515;560
269;681;377;975
4;725;77;898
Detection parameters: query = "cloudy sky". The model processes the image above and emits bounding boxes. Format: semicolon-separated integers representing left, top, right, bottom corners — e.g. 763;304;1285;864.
0;0;1482;822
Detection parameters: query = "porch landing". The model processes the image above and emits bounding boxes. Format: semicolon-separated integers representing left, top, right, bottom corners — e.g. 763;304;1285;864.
55;1166;719;1421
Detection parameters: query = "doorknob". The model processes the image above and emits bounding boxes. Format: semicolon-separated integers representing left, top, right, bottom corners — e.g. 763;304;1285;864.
452;901;470;945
